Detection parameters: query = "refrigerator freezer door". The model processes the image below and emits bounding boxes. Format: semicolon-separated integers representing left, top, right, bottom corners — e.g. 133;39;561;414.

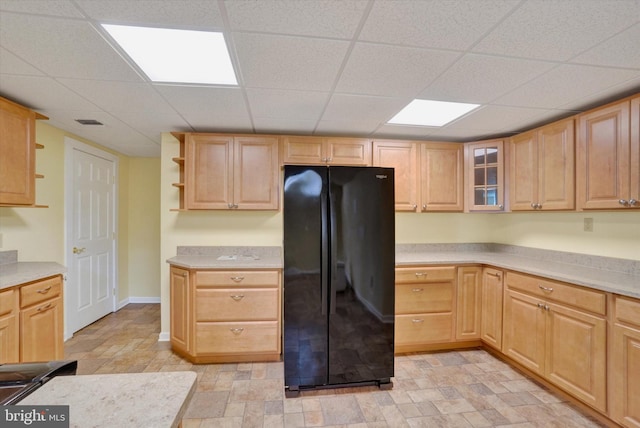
327;167;395;385
283;166;329;391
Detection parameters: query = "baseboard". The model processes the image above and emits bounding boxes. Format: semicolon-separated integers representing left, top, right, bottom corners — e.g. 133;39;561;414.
117;296;161;310
158;332;170;342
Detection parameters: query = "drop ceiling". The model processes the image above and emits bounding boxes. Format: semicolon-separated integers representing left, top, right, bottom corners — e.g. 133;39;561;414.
0;0;638;157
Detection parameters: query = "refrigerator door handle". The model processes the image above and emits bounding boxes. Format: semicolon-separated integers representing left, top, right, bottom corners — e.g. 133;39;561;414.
321;191;329;316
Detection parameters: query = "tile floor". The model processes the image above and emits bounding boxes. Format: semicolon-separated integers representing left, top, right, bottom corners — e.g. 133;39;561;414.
64;304;606;427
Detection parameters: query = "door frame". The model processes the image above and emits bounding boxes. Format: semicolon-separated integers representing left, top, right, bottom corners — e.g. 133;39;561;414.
63;137;118;340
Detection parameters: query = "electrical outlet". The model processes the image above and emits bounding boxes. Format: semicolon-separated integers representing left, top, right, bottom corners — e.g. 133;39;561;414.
584;218;594;232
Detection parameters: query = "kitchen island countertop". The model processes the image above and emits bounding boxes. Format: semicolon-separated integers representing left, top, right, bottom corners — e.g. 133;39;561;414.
19;371;197;428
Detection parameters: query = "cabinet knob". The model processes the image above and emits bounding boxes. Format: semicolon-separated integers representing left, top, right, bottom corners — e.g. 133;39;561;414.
498;204;504;210
619;199;629;206
629;199;638;206
422;204;426;211
530;203;536;209
412;204;417;210
536;203;542;209
230;294;245;301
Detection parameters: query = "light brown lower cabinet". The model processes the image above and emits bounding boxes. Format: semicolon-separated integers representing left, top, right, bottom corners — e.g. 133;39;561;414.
480;267;503;350
611;296;640;427
503;272;607;413
169;266;281;363
0;275;64;363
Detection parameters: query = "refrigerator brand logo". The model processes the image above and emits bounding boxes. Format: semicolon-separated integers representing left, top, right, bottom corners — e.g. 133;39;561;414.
375;175;388;179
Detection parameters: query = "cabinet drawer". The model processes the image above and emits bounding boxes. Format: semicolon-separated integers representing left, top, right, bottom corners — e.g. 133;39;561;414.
0;289;17;317
506;272;605;315
19;276;62;309
196;270;279;287
395;266;455;284
195;321;279;354
395;282;453;314
196;288;278;321
395;313;453;345
615;296;640;327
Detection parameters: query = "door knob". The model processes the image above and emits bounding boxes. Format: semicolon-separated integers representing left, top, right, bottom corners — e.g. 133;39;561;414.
73;247;86;254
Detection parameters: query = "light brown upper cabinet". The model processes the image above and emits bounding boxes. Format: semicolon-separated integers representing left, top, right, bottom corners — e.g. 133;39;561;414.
0;97;47;206
185;133;279;210
281;136;371;166
372;140;419;211
373;141;463;212
577;96;639;210
510;118;575;211
464;139;505;212
420;143;464;211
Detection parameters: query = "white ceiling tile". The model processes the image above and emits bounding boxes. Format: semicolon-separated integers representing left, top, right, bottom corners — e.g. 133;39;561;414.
314;120;379;136
421;128;515;141
58;79;175;113
0;14;143;81
447;105;553;131
232;33;349;91
571;24;640;69
557;77;640;110
0;0;83;17
245;88;328;121
494;64;640;109
336;43;460;97
253;118;318;134
420;54;557;104
75;0;224;28
0;47;44;76
225;0;368;38
473;0;640;61
0;75;99;111
109;109;192;142
321;94;407;124
360;0;520;50
373;125;438;140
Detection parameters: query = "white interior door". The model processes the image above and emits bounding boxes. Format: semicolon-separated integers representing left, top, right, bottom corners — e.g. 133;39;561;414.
65;139;117;336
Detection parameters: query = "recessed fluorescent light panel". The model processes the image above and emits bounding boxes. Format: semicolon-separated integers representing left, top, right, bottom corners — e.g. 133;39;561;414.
388;99;480;127
102;24;237;85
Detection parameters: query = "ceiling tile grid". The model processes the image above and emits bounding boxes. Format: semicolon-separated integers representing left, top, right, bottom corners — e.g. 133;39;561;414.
0;0;638;156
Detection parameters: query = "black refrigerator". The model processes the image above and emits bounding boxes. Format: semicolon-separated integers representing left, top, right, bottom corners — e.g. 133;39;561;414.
283;165;395;397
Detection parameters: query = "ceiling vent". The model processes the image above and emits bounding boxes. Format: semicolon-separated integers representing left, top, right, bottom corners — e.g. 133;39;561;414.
75;119;103;125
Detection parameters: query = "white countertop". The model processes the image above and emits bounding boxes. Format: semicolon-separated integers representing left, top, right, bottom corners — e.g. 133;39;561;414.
20;371;197;428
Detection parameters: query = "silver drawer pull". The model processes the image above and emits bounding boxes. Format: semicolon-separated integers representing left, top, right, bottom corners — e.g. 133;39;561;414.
230;276;244;282
37;302;52;312
538;285;554;292
230;294;245;301
414;272;427;277
37;286;52;294
411;319;424;323
412;288;423;292
487;272;502;279
229;328;244;335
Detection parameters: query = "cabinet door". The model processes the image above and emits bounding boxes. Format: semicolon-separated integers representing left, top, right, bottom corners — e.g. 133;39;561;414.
545;302;606;412
373;140;419;211
480;268;503;350
234;136;279;210
538;118;575;210
281;136;324;164
20;297;63;362
420;143;463;211
456;266;481;340
611;324;640;427
186;134;233;209
326;138;371;166
577;100;630;209
510;130;538;211
0;314;19;363
465;140;504;211
0;97;36;205
631;96;640;206
502;289;546;375
170;267;190;354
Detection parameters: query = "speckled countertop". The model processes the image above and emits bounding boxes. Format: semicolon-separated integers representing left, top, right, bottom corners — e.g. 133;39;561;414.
20;371;197;428
0;250;66;291
167;244;639;298
396;243;640;299
167;246;282;269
